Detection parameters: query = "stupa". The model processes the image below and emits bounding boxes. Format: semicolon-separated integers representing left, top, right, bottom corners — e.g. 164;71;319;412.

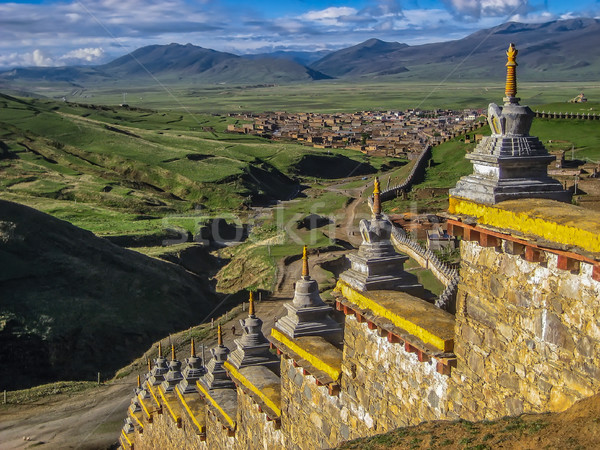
227;292;279;373
450;43;570;204
201;325;235;390
176;338;206;395
340;177;423;293
159;345;183;393
274;246;342;342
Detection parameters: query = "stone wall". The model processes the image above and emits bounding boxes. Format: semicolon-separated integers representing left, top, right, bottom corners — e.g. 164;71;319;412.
341;315;452;432
236;386;284;450
451;239;600;420
124;199;600;450
135;409;208;450
205;407;235;449
280;357;345;449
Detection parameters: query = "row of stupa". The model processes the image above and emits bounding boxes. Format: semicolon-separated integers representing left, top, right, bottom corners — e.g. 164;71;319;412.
122;189;422;437
122;42;573;443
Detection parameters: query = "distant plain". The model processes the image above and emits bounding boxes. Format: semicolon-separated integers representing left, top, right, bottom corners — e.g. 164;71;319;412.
9;80;600;113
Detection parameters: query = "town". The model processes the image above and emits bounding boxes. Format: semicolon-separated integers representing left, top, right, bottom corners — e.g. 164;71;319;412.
227;109;485;157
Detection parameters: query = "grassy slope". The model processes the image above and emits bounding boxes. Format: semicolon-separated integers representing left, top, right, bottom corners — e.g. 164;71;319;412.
0;200;218;390
0;94;400;237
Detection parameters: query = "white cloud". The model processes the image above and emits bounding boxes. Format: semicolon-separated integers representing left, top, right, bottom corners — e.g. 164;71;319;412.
60;47;105;63
0;49;54;68
444;0;528;18
301;7;358;22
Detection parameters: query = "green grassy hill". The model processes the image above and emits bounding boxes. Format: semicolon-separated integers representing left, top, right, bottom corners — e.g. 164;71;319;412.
0;200;218;390
0;93;394;238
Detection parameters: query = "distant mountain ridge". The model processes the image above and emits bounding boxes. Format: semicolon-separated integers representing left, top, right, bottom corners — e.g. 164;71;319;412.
0;18;598;85
309;18;600;80
0;43;332;85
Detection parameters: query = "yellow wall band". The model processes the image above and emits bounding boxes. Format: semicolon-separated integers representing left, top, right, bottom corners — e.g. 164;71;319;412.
336;280;450;352
223;361;282;417
121;429;132;446
175;388;205;433
137;393;152;419
147;384;162;409
129;410;144;429
449;197;600;253
158;387;180;424
270;328;342;381
196;380;236;428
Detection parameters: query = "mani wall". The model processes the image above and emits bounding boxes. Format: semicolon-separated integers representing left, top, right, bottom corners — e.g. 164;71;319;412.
119;197;600;450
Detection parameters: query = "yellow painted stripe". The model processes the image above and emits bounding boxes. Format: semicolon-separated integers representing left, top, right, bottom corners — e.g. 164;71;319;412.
337;280;450;352
147;384;162;409
176;387;205;433
196;380;235;428
121;429;132;447
137;393;152;419
270;328;341;381
223;361;281;417
129;410;144;430
158;387;180;424
449;197;600;253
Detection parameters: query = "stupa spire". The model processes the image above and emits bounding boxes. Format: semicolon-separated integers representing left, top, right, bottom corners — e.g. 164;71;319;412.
190;338;196;357
248;291;255;316
505;43;518;102
373;177;381;216
158;342;162;358
302;245;309;279
217;324;223;346
171;344;176;361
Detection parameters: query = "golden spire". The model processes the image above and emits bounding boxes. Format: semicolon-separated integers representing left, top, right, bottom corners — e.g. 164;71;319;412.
217;324;223;346
249;291;255;316
158;342;162;358
137;374;141;389
190;338;196;357
373;177;381;215
302;245;309;278
171;344;176;361
505;43;518;99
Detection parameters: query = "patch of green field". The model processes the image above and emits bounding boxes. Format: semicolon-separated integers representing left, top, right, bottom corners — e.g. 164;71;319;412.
0;93;389;238
531;118;600;162
22;81;600;114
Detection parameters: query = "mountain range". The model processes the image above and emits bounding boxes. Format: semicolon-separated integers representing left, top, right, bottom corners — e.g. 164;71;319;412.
0;18;598;86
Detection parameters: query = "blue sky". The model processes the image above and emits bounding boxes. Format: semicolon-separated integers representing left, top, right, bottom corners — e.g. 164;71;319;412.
0;0;598;68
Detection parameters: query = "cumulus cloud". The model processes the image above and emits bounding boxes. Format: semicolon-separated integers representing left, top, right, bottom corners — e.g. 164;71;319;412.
0;49;55;68
443;0;529;19
59;47;106;64
301;6;358;22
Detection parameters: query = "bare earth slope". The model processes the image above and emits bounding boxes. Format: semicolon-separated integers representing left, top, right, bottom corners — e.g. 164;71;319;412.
0;199;217;390
338;393;600;449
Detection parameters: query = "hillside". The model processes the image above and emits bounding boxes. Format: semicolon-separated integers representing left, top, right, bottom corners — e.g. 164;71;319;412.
0;199;218;390
0;93;394;238
309;18;600;80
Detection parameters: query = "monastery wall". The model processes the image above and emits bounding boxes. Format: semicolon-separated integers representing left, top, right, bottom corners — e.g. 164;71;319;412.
447;199;600;421
121;199;600;450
